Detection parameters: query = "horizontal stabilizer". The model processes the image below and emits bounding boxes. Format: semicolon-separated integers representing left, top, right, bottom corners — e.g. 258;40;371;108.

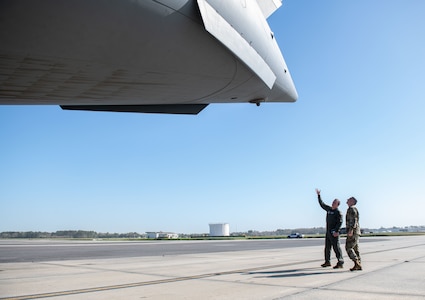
60;104;208;115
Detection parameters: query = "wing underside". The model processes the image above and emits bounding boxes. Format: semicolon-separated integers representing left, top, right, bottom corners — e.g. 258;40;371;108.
0;0;296;114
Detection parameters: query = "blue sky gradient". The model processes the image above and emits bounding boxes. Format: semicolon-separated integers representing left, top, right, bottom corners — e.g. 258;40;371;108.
1;0;424;234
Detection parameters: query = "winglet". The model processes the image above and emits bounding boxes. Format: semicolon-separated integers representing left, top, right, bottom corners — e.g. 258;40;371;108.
197;0;276;89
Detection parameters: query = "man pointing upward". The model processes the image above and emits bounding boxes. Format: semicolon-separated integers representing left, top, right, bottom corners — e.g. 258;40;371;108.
316;188;344;269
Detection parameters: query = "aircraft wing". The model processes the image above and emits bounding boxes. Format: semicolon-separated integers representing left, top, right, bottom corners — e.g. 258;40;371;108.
0;0;297;114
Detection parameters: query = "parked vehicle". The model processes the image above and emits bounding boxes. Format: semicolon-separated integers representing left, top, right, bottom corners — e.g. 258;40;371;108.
287;233;304;238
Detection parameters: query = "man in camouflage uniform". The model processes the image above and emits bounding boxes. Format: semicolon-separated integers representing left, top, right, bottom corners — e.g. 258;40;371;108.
345;196;362;271
316;189;344;269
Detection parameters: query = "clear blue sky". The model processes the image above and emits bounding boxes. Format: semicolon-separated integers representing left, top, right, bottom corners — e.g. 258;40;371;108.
1;0;424;234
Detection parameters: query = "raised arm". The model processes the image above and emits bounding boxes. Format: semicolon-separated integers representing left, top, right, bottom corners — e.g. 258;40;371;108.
316;188;330;211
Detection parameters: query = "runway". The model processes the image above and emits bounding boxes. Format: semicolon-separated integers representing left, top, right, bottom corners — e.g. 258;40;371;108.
0;239;326;263
1;236;424;299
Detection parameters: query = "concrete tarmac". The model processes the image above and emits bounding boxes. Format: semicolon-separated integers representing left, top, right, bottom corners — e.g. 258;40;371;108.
0;235;424;299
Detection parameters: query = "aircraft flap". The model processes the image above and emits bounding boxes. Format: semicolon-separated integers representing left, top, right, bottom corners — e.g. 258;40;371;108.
60;104;208;115
197;0;276;89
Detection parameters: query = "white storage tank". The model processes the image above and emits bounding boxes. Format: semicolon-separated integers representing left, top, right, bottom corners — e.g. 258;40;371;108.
209;223;230;236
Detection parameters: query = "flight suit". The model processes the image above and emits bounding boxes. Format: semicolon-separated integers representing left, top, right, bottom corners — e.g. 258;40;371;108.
318;195;344;265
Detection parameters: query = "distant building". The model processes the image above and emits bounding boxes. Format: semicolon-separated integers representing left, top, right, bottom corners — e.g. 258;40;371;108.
146;232;179;239
209;223;230;236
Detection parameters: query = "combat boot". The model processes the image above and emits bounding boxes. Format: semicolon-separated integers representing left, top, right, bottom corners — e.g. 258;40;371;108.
321;261;331;267
350;260;362;271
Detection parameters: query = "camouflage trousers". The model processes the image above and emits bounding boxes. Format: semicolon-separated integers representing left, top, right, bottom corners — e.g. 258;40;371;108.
345;234;361;262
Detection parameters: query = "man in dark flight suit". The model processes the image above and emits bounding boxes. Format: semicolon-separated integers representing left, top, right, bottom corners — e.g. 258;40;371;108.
316;188;344;269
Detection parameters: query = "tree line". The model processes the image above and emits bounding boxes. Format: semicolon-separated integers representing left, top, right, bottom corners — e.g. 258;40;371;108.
0;230;143;239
